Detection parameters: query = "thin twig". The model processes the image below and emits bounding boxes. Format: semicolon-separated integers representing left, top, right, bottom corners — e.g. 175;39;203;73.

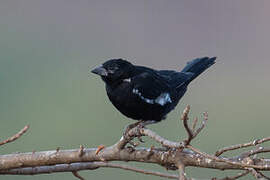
101;162;179;179
177;162;187;180
180;106;208;146
181;105;193;146
191;117;198;132
193;112;208;137
227;170;250;180
248;168;266;180
72;171;85;180
187;145;270;170
257;172;270;180
213;170;249;180
1;162;179;179
241;147;270;158
215;137;270;157
140;128;183;148
0;125;29;146
116;124;184;149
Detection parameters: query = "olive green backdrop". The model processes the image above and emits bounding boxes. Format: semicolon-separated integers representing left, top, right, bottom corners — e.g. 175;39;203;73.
1;0;270;179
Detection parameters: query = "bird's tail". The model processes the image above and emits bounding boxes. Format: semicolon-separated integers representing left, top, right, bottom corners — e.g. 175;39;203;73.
181;57;216;83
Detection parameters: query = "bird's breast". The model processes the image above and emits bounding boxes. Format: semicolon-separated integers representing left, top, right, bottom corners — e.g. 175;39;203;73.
105;83;173;121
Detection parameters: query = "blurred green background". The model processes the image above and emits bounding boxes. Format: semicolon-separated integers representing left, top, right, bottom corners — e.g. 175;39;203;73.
1;0;270;179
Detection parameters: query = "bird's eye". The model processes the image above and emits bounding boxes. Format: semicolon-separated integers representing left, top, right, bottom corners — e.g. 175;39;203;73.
109;66;118;70
107;66;119;73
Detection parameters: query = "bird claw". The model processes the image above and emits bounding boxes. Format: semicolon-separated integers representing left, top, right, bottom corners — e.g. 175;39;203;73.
135;125;145;143
123;121;146;144
123;121;141;139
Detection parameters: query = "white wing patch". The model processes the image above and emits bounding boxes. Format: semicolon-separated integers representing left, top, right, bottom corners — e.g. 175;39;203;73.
155;93;172;106
132;88;172;106
123;78;131;83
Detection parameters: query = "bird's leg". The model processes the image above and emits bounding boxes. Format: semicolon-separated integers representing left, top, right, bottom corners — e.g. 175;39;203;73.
135;120;157;142
123;121;142;140
123;120;157;144
123;120;147;145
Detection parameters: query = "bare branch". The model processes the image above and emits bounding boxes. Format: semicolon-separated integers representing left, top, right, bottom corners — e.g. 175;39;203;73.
213;170;249;180
241;147;270;158
100;162;179;179
1;133;270;173
191;117;198;132
257;172;270;180
116;125;184;150
180;106;208;147
187;145;270;170
177;162;187;180
140;128;183;148
1;107;270;180
215;137;270;157
181;105;193;146
1;162;179;179
193;112;208;137
0;125;29;146
72;171;85;180
248;168;267;180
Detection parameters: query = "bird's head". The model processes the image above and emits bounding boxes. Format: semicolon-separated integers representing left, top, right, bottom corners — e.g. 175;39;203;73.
91;59;134;84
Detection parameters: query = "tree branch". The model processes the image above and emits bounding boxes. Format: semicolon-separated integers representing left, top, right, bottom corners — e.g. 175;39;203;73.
215;137;270;157
0;125;29;146
1;106;270;180
212;170;249;180
72;171;85;180
177;162;187;180
0;161;179;179
248;168;267;180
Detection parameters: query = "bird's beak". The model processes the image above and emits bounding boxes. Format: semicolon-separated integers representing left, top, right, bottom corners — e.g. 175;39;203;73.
91;65;108;76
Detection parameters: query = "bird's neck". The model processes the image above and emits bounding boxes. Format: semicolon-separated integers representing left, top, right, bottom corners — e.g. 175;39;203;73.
102;67;135;87
102;77;125;88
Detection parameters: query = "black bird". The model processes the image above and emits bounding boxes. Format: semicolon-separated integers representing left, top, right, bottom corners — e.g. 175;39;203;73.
91;57;216;127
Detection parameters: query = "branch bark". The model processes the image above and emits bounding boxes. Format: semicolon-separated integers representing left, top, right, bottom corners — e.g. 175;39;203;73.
1;106;270;180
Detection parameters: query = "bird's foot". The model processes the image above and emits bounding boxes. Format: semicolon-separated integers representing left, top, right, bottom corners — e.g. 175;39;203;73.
123;120;157;146
123;121;147;145
135;122;145;143
123;121;142;139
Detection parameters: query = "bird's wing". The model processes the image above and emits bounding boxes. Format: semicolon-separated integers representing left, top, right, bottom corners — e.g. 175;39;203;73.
131;72;172;106
158;70;192;90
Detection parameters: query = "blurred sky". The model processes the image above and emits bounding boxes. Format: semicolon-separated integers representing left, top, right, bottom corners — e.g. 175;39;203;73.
0;1;270;180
